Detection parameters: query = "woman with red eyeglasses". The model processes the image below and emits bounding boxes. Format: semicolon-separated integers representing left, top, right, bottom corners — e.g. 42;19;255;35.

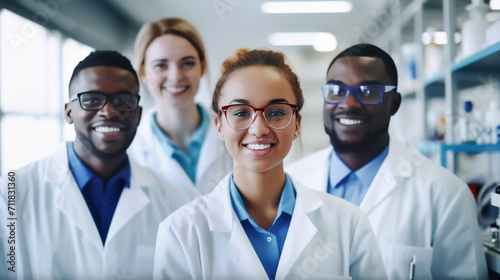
153;49;388;280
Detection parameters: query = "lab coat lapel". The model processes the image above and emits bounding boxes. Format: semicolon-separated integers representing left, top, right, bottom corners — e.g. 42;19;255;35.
276;180;320;279
360;139;408;214
207;175;269;278
195;113;217;183
105;160;150;243
51;143;103;250
315;147;331;192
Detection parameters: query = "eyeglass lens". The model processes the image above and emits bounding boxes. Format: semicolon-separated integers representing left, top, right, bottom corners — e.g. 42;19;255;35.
226;104;294;130
323;84;383;104
79;92;139;111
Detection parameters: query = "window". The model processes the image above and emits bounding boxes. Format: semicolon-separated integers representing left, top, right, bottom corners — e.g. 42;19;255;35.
0;9;93;174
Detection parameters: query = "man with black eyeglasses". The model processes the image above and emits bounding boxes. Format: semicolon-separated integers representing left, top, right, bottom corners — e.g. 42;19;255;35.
287;44;487;279
0;50;188;279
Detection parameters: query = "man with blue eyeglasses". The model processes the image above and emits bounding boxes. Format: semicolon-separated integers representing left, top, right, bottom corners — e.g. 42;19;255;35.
0;50;188;279
287;43;487;279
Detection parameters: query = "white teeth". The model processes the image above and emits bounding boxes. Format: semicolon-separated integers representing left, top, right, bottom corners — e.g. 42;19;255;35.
95;126;121;133
339;118;365;126
165;86;187;93
246;143;272;150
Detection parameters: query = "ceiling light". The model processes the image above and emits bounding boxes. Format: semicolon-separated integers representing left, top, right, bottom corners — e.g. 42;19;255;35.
261;1;353;14
421;31;461;45
268;32;337;52
491;0;500;10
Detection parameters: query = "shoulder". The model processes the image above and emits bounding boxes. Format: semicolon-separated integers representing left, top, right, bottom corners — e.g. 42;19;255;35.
161;194;211;232
286;146;331;172
129;159;192;205
293;179;363;218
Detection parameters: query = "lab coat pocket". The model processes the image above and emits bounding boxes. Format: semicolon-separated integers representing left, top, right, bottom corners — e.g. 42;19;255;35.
134;244;155;278
384;243;433;280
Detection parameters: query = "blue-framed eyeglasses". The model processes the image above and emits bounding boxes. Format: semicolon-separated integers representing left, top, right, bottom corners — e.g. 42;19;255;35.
69;91;141;112
321;83;396;105
219;103;298;130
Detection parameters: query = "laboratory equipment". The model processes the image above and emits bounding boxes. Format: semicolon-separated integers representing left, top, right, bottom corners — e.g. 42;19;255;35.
483;184;500;274
461;0;489;58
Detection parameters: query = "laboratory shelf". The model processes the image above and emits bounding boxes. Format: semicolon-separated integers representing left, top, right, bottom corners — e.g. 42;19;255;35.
440;143;500;168
452;41;500;73
424;72;445;88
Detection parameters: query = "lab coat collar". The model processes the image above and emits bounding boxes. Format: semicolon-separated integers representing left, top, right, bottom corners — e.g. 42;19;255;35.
50;142;103;251
49;142;153;250
360;138;412;213
276;177;321;279
207;173;323;279
105;159;151;245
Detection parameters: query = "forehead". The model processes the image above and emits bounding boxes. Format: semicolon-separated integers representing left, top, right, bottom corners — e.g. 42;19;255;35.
326;56;392;86
70;66;138;95
145;34;199;61
220;66;296;105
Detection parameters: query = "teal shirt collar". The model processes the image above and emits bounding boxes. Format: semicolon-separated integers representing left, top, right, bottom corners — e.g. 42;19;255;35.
150;104;209;183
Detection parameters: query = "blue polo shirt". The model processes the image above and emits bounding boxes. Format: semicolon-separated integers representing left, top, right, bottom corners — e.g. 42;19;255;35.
328;146;389;206
67;142;131;244
229;174;296;280
150;104;209;184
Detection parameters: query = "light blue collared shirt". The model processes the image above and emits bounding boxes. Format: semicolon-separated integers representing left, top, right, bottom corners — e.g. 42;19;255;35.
67;142;131;244
150;104;209;183
328;146;389;206
229;174;296;280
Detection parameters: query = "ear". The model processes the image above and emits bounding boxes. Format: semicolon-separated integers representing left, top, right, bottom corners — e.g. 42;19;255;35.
214;116;223;140
294;114;302;139
390;92;402;116
136;106;143;125
65;103;73;124
139;65;147;84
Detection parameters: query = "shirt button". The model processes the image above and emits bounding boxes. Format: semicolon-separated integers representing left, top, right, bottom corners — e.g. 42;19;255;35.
267;237;272;242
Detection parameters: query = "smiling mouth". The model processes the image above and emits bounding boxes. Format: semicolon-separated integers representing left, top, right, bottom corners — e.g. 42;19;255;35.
164;86;188;93
245;143;273;150
338;118;366;126
94;126;122;133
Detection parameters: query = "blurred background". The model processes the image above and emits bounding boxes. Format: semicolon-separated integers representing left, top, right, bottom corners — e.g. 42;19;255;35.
1;0;500;188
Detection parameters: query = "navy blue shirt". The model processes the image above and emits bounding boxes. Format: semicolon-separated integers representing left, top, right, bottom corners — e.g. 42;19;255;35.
229;174;296;279
67;142;131;244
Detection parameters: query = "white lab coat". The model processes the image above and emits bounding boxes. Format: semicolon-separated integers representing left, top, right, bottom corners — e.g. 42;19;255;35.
153;173;388;280
0;143;190;280
286;139;488;280
128;107;232;199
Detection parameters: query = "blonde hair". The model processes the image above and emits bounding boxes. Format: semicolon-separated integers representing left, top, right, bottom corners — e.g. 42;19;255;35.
134;18;207;78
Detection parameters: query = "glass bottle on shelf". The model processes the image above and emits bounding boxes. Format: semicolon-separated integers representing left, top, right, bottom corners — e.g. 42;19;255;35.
457;100;485;144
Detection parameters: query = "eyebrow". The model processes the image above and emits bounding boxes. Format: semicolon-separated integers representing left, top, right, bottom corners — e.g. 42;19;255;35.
228;98;290;105
151;56;197;63
326;80;383;85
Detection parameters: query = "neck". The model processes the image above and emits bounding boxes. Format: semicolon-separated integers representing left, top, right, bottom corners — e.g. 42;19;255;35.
73;142;127;181
155;102;201;151
336;134;389;171
233;164;286;229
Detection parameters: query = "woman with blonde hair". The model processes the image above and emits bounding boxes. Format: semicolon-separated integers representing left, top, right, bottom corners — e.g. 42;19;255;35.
129;18;231;198
153;48;387;279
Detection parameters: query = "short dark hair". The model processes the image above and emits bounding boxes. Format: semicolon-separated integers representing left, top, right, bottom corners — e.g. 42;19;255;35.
68;50;139;91
327;43;398;86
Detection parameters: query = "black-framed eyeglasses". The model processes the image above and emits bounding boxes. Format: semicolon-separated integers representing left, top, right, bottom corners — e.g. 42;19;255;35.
321;83;396;105
219;103;298;131
69;91;141;112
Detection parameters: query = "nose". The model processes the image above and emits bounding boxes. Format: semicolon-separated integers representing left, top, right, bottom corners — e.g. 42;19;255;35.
338;90;362;109
98;101;123;119
167;64;183;82
247;111;270;137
